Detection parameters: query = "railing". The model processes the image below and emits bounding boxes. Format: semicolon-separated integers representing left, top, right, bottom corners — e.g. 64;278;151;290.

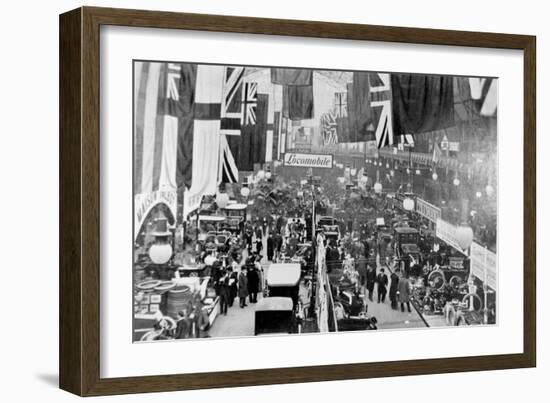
315;246;338;333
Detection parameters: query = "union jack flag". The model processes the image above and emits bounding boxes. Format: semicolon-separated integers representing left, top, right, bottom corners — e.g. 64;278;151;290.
369;73;394;149
334;92;347;117
321;112;338;145
242;82;258;125
220;67;245;135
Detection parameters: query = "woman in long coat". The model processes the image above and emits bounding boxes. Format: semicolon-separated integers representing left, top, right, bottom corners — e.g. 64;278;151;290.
398;273;411;312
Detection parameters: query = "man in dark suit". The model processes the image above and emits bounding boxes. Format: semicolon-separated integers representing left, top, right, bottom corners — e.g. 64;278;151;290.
356;255;368;288
238;267;249;308
247;266;260;303
366;265;377;301
389;268;400;310
376;267;389;303
217;272;231;315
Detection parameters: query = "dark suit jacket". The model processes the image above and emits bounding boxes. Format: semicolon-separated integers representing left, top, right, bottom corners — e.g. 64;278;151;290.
238;273;249;297
376;273;388;291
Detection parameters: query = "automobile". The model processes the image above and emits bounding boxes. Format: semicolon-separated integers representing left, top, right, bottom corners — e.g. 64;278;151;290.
221;203;247;232
376;224;393;243
317;215;339;228
394;227;420;256
197;215;226;241
335;288;365;317
317;216;342;242
393;227;421;274
265;263;301;307
321;224;340;243
254;297;296;335
203;231;232;252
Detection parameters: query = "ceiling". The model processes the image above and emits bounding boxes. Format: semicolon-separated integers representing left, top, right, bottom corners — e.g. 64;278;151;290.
244;67;352;86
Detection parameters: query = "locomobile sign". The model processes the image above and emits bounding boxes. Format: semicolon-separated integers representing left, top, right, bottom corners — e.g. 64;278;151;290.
283;152;333;169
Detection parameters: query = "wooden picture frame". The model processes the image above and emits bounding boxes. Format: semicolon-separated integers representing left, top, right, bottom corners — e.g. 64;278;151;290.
59;6;536;396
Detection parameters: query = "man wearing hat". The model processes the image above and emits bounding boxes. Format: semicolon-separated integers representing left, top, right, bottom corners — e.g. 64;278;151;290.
376;267;389;303
238;267;249;308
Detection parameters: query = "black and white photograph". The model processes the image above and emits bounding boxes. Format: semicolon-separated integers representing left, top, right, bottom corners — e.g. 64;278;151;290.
132;61;498;342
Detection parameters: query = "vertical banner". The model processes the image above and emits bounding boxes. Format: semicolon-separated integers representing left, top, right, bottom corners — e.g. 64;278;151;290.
183;65;224;217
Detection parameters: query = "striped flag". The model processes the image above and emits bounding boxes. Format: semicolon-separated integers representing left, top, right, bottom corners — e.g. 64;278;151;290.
242;82;258;125
176;63;197;190
184;65;225;216
220;67;245;135
369;73;394;149
334;92;347;117
468;77;498;116
321;112;338;145
134;62;181;194
400;134;415;147
227;92;269;171
264;87;275;163
272;84;284;160
218;134;239;184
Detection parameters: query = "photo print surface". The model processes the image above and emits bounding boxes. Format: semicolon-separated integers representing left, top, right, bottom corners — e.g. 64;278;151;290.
132;61;498;342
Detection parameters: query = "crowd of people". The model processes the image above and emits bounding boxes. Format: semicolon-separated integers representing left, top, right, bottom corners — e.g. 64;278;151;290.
162;165;491;338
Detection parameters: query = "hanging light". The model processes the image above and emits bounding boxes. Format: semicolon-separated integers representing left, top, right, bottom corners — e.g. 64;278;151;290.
456;225;474;250
432;171;438;181
406;168;411;175
374;182;383;194
240;186;250;198
386;163;390;169
415;169;421;175
403;197;415;211
476;191;482;198
453;178;460;186
390;170;394;177
148;218;173;265
486;184;494;196
149;243;172;265
216;192;229;208
379;161;383;167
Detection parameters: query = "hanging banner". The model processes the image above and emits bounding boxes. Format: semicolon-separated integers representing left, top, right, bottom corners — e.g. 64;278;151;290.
134;190;177;240
283;152;333;169
435;218;468;255
416;198;442;224
183;191;203;219
470;242;497;290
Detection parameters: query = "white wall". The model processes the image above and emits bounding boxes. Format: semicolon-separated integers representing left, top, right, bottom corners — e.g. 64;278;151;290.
0;1;546;402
